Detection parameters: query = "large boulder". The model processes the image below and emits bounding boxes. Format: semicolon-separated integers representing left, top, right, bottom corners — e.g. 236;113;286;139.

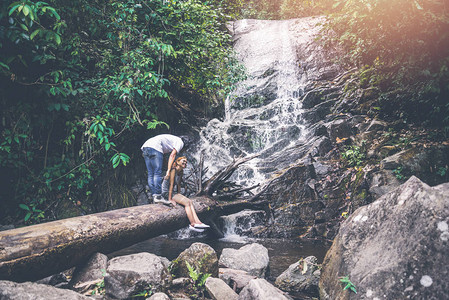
68;252;108;294
0;280;90;300
219;268;256;293
148;292;170;300
205;277;238;300
320;176;449;299
170;242;218;278
238;278;291;300
219;243;269;278
275;256;320;297
104;252;172;299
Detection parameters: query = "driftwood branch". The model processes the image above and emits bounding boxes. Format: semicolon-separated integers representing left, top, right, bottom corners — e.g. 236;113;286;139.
215;183;260;201
197;154;259;197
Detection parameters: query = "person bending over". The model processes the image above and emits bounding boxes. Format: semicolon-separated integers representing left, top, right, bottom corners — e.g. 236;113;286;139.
141;134;191;204
162;156;210;232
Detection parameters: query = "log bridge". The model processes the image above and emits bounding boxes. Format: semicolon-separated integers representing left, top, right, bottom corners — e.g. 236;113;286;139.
0;197;266;282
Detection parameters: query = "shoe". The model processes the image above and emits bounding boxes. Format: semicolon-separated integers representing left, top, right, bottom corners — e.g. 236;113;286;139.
189;225;204;233
153;195;171;206
193;223;210;229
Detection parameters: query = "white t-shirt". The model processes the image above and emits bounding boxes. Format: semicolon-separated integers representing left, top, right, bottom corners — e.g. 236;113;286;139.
141;134;184;154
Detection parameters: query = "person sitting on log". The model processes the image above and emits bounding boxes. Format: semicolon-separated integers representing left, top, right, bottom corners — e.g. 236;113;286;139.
161;156;210;232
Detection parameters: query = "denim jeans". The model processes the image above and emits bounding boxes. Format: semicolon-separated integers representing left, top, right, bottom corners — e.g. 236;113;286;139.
142;147;163;195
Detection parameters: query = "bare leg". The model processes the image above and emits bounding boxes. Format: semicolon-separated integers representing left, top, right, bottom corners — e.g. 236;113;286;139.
173;194;201;225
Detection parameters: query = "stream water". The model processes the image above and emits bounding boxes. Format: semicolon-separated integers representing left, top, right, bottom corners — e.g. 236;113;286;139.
109;235;329;282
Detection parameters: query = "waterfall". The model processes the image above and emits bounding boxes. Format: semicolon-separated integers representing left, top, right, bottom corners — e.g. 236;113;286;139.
219;209;267;242
192;17;325;191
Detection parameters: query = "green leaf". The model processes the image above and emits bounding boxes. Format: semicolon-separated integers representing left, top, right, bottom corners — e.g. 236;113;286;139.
30;29;40;40
24;212;32;222
19;204;30;211
0;61;10;70
54;33;61;45
8;3;22;16
22;5;30;16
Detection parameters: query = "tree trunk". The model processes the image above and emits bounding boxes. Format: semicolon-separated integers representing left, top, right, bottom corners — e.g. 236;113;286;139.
0;197;266;282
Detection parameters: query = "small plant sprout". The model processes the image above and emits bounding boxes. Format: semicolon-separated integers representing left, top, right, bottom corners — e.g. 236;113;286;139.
186;261;211;291
339;276;357;294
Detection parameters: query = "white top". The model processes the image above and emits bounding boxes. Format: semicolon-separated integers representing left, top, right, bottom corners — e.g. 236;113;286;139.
141;134;184;153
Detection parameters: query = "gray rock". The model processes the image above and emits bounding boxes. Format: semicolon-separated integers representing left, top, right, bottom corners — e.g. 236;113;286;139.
148;292;170;300
238;278;290;300
36;271;71;288
319;176;449;300
219;243;269;278
326;118;353;144
68;252;108;293
170;242;218;278
219;268;256;293
364;118;388;132
171;277;191;288
369;169;401;198
205;277;238;300
105;252;171;299
275;256;319;297
0;280;90;300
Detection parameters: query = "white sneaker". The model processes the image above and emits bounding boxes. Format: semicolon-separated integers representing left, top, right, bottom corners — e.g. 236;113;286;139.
193;223;210;229
153;195;171;206
189;225;204;232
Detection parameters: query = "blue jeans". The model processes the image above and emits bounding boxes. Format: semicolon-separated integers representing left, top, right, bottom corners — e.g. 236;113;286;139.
142;147;163;195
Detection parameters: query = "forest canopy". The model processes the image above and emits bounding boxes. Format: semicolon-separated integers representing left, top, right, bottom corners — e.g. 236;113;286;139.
1;0;448;225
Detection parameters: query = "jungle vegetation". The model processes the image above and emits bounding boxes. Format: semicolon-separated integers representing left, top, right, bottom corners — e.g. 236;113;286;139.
1;0;447;225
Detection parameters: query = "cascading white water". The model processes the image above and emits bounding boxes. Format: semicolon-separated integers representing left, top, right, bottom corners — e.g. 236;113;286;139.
219;209;267;242
192;17;324;190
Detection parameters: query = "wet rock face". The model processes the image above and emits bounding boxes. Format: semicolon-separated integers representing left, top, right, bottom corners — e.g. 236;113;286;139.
262;164;325;238
319;177;449;300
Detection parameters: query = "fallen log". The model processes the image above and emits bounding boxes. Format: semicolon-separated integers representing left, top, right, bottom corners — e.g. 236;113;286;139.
0;196;266;282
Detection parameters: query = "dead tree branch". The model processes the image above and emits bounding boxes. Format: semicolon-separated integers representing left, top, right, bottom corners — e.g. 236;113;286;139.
196;154;259;197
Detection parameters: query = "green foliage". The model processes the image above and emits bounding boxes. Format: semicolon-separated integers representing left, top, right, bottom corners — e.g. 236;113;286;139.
19;202;45;223
223;0;334;19
393;166;406;181
341;143;366;167
0;0;243;223
91;270;106;296
437;166;448;177
339;276;357;294
185;261;211;291
131;285;152;298
323;0;449;129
